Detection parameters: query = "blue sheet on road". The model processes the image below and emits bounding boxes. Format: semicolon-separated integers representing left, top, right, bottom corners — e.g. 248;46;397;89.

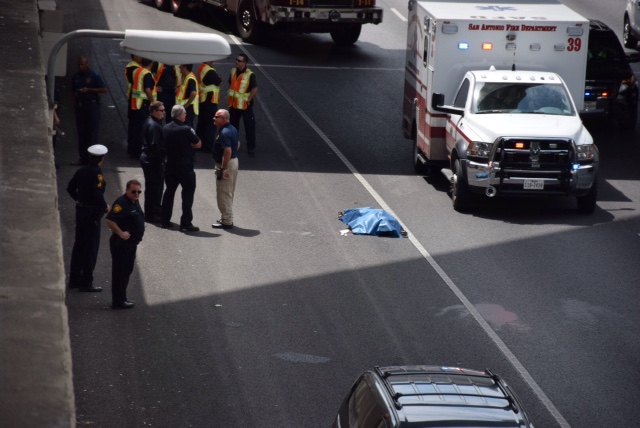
339;207;405;238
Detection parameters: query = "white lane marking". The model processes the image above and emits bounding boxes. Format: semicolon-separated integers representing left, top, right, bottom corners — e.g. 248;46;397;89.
232;35;571;428
390;7;408;22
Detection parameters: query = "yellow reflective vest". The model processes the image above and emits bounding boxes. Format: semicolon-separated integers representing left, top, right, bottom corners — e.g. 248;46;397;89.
125;60;140;100
228;67;254;110
130;67;157;110
197;64;220;104
175;72;199;115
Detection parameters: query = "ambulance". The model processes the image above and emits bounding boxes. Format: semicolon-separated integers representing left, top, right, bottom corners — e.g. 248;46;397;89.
403;1;600;213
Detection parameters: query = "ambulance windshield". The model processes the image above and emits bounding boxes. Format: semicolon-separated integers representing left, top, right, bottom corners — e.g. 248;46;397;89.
474;82;574;116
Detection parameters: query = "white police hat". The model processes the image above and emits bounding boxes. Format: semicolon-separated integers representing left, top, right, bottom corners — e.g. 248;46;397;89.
87;144;108;156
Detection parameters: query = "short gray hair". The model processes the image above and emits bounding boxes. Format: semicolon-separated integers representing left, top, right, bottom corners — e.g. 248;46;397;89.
171;104;186;120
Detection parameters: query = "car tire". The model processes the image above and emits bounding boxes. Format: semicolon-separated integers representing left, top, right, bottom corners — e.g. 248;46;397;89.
452;159;473;212
577;180;598;214
330;24;362;46
155;0;170;11
624;17;638;49
171;0;190;17
237;0;263;43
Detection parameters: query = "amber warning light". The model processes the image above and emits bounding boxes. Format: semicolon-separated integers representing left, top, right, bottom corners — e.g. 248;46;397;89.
482;43;493;50
515;142;525;149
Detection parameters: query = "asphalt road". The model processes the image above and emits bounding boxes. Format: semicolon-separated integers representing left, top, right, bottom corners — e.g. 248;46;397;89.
56;0;640;426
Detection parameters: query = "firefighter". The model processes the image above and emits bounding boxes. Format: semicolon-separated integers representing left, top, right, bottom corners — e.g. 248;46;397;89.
153;62;181;120
176;64;199;128
228;54;258;155
196;61;222;152
128;58;156;159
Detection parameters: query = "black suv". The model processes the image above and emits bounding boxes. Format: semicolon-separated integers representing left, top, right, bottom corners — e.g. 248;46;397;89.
584;20;640;130
332;365;534;428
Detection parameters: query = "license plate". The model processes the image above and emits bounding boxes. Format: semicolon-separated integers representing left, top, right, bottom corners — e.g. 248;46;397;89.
584;101;597;110
523;179;544;190
318;11;329;19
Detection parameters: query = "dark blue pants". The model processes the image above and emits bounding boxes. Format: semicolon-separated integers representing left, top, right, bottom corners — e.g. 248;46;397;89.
160;168;196;227
69;206;103;287
127;107;149;158
110;234;137;305
75;101;100;161
196;102;217;152
230;105;256;151
140;159;164;220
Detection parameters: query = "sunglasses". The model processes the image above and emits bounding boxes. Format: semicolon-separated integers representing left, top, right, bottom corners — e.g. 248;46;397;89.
130;190;142;194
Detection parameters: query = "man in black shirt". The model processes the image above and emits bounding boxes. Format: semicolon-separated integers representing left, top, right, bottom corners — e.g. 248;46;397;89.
106;179;145;309
160;105;202;231
196;61;222;152
66;144;109;292
141;101;166;223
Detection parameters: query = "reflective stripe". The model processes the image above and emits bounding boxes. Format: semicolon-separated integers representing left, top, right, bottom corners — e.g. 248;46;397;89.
130;68;157;110
175;72;199;115
197;64;220;104
125;60;140;99
227;67;253;110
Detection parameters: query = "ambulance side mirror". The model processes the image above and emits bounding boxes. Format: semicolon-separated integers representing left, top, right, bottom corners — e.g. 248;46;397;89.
431;93;465;116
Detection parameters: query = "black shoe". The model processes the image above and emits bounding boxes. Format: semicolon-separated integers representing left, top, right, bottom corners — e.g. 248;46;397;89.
112;301;134;309
247;148;256;155
160;223;174;229
79;286;102;292
211;220;233;230
180;224;200;232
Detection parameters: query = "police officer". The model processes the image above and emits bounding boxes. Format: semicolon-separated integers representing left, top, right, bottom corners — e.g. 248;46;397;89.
160;105;202;231
141;101;166;223
196;61;222;152
67;144;109;291
228;54;258;155
105;179;145;309
71;55;107;165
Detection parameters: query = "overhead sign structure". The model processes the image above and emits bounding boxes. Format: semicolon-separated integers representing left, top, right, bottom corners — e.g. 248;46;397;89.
46;29;231;106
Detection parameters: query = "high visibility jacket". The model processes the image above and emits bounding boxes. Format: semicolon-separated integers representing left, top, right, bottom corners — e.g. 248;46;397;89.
227;67;254;110
125;60;140;99
197;64;220;104
175;72;199;115
154;63;181;87
130;67;157;110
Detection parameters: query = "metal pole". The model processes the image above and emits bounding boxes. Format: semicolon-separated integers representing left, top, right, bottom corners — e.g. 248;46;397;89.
46;29;125;107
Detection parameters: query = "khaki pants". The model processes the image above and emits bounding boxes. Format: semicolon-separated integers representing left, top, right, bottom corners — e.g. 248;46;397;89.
215;157;238;225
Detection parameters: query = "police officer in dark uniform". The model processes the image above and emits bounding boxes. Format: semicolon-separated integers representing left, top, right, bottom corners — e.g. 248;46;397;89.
67;144;109;291
160;104;202;232
141;101;166;223
105;179;145;309
71;55;107;165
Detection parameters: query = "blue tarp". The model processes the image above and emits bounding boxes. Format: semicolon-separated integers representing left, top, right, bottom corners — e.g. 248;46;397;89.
339;207;406;238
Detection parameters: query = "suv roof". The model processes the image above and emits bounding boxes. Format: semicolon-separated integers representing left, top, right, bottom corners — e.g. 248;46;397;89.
376;365;532;427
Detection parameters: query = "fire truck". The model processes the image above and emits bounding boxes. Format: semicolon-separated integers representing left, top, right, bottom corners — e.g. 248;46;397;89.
403;1;600;213
154;0;383;45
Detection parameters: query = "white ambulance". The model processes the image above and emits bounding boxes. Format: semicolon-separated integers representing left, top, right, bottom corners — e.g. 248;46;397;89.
403;1;600;213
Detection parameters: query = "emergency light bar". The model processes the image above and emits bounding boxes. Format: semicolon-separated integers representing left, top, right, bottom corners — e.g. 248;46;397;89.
458;42;469;50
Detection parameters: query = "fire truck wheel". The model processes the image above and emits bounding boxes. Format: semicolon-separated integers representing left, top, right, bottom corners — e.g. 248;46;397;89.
330;24;362;45
237;0;262;43
577;180;598;214
171;0;189;17
452;159;472;212
624;17;638;49
155;0;170;11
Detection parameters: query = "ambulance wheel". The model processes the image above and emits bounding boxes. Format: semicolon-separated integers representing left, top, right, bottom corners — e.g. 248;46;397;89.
171;0;189;17
412;138;430;176
624;17;638;49
577;180;598;214
330;24;362;46
155;0;170;11
452;159;472;212
237;0;262;43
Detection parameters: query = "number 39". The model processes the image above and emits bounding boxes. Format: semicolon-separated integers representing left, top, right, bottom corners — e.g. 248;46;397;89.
567;37;582;52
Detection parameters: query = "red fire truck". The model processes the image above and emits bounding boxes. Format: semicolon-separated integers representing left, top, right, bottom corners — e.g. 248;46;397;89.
154;0;383;45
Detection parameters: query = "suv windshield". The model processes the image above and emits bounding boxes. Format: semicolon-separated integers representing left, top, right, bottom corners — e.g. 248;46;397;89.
588;31;626;62
474;82;574;115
